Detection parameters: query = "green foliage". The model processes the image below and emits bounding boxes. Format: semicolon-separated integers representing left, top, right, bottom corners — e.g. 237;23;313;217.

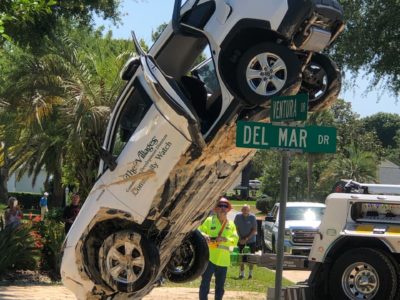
0;224;41;274
362;113;400;148
0;25;133;201
35;220;65;279
1;0;122;50
317;144;378;197
151;22;168;43
334;0;400;95
253;151;281;200
253;100;385;200
256;196;273;214
46;207;64;222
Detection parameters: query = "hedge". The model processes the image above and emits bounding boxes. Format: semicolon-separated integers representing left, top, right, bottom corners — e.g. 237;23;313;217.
8;192;52;210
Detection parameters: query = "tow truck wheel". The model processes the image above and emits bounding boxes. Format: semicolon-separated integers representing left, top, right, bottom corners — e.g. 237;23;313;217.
99;230;160;293
236;42;301;106
329;248;397;300
164;230;209;283
300;52;341;111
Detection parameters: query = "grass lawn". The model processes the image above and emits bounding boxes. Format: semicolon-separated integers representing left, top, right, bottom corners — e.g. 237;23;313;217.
165;265;292;293
230;200;268;219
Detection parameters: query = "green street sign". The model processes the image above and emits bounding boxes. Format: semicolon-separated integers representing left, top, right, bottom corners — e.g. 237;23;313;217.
236;121;336;153
271;94;308;122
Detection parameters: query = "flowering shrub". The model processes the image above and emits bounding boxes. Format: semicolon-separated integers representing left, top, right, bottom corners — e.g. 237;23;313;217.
34;220;65;280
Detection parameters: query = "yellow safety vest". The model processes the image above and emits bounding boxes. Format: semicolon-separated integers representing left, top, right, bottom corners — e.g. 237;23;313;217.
199;215;238;267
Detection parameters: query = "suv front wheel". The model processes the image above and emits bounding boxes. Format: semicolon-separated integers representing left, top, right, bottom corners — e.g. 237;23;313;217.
98;230;160;293
236;42;301;106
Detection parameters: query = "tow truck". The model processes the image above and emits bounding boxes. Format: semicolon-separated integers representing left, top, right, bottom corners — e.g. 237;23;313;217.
246;180;400;300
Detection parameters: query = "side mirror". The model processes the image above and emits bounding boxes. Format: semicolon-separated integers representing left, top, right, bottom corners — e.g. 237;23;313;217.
99;147;117;171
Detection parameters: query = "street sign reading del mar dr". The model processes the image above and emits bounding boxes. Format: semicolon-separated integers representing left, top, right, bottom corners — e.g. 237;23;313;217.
236;121;336;153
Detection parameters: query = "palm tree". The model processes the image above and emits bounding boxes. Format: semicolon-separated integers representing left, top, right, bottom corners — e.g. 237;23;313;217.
0;28;132;204
318;144;378;191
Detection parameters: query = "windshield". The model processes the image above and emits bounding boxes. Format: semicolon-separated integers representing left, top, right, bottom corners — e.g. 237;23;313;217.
285;207;325;221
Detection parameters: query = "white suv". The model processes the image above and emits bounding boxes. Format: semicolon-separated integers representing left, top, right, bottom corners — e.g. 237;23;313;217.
61;1;343;299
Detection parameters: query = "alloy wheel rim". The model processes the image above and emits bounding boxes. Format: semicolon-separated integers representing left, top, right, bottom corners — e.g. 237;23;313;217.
303;62;328;102
245;52;287;96
106;237;145;284
341;262;379;299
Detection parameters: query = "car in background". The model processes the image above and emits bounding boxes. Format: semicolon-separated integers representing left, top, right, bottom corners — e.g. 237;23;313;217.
249;179;262;189
262;202;325;255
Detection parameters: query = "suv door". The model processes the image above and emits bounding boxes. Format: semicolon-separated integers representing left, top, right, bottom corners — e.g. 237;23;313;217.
97;37;205;223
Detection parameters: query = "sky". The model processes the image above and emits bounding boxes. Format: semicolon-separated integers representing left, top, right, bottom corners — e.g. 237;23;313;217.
95;0;398;118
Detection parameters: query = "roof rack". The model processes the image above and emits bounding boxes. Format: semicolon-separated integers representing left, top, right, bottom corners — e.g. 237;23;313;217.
333;180;400;195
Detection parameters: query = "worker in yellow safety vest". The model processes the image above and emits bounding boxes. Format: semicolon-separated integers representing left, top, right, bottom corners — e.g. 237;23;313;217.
199;197;238;300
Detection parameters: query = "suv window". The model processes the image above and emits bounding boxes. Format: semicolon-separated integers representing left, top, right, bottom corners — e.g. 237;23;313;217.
111;84;152;158
193;58;219;96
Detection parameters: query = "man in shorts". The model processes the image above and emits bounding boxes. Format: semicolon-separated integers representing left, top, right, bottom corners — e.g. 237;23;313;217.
234;204;257;279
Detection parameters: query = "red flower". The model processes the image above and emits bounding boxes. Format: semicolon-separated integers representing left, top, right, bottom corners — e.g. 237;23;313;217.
34;241;44;248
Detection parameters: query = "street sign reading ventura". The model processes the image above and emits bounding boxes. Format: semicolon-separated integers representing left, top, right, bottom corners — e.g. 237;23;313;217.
236;121;336;153
271;94;308;122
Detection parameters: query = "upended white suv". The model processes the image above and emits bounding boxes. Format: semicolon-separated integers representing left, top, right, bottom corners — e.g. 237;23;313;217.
61;0;344;299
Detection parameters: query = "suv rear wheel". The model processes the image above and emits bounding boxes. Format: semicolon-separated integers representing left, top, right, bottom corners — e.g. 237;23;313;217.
300;53;341;111
164;230;209;283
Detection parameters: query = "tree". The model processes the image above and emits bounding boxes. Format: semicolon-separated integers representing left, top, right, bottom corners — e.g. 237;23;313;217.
0;27;132;204
151;23;168;43
386;130;400;165
1;0;122;50
362;113;400;148
318;144;378;193
334;0;400;95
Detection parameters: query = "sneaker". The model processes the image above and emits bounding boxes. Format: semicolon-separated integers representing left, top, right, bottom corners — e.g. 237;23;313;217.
248;274;253;279
238;275;244;279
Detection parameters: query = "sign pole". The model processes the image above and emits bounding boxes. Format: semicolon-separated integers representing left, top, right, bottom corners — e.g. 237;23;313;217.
274;150;290;300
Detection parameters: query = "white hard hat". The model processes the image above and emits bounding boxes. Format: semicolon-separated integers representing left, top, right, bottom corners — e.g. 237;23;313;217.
44;192;49;196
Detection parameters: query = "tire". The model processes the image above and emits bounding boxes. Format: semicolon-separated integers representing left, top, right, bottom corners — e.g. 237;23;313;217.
236;42;301;106
98;230;160;293
329;248;398;300
300;52;341;111
164;230;209;283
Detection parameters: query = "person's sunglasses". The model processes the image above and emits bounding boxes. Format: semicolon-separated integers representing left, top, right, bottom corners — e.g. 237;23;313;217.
217;204;229;209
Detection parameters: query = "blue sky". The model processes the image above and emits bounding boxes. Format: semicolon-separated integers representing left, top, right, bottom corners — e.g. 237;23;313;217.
95;0;398;117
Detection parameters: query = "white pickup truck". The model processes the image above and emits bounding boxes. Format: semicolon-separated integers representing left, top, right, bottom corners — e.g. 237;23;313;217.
262;202;325;255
